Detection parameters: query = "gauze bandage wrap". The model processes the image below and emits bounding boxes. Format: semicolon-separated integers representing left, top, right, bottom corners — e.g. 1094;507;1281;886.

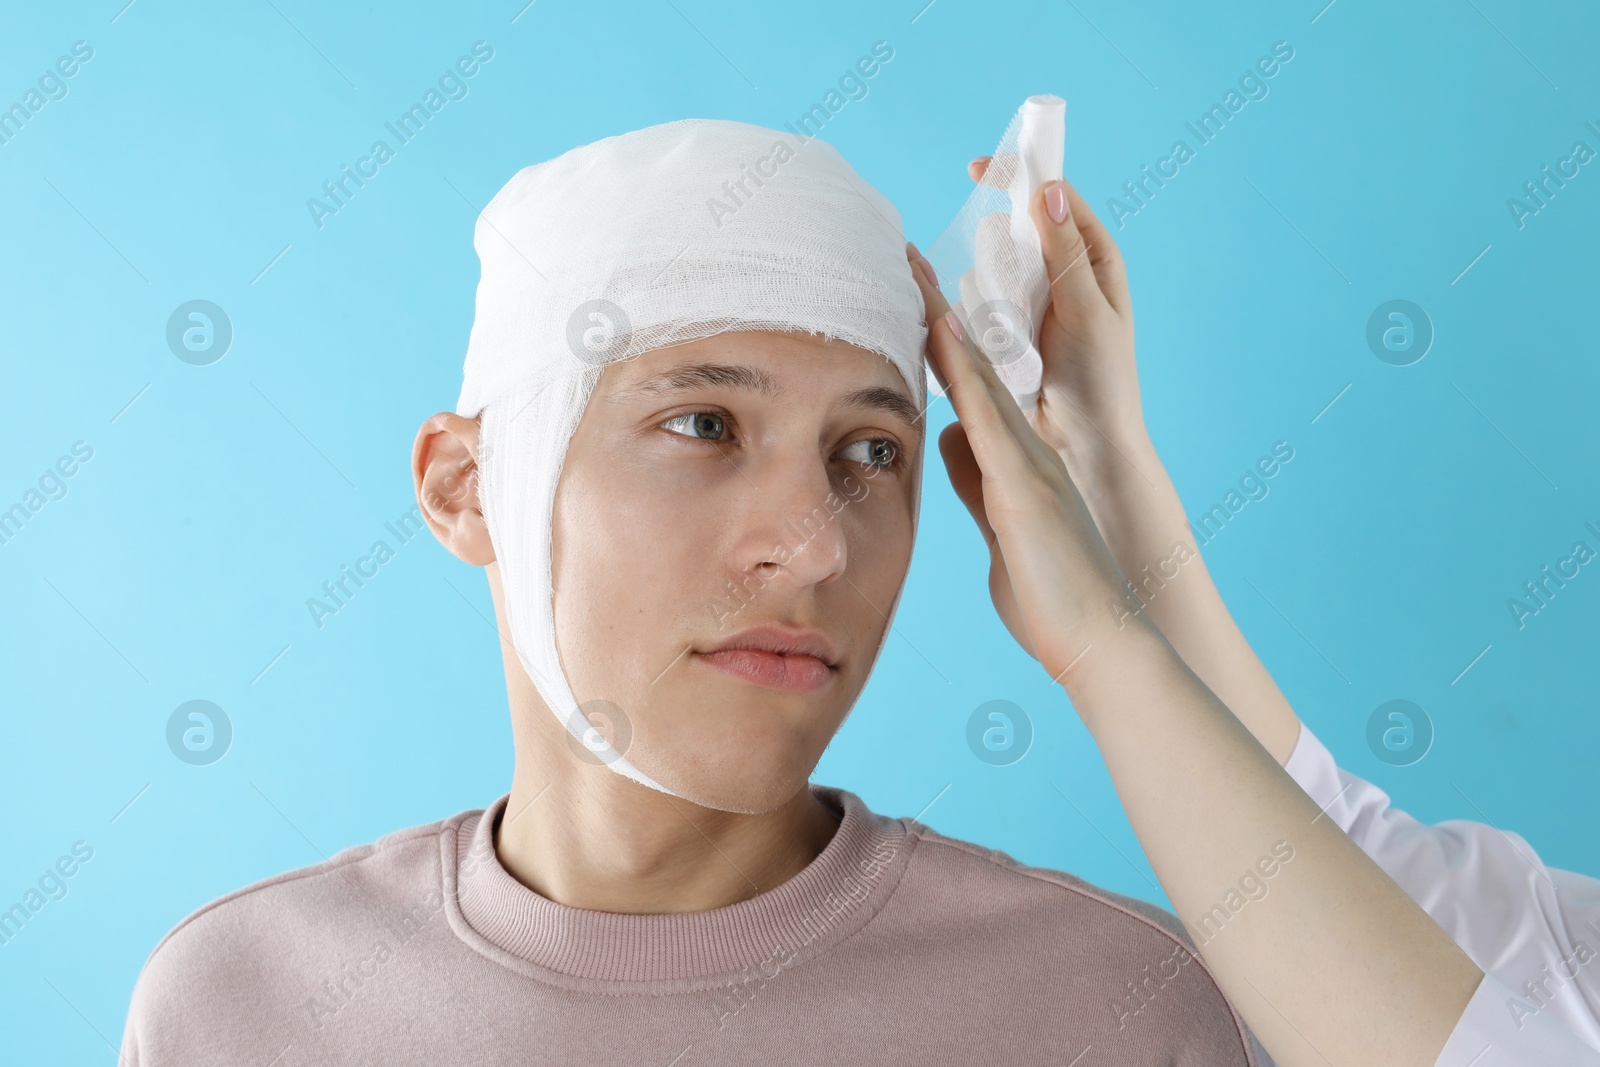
924;95;1066;414
455;118;929;798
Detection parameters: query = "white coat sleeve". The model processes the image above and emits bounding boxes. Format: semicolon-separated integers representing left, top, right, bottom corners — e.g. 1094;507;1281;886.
1283;722;1600;1058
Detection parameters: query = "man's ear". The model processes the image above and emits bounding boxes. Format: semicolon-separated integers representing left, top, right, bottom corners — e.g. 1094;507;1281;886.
413;412;495;566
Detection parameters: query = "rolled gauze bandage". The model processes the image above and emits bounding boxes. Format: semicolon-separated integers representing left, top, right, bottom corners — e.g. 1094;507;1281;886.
454;118;930;798
923;94;1066;414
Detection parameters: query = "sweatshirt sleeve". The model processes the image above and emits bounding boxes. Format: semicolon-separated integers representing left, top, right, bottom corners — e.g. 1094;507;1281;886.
1284;722;1600;1052
119;972;145;1067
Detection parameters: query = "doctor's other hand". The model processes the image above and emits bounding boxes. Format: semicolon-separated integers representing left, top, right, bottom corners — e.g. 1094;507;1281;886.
968;159;1146;486
906;244;1149;683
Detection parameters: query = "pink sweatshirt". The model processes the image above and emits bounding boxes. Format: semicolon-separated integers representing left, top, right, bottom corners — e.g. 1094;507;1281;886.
120;786;1266;1065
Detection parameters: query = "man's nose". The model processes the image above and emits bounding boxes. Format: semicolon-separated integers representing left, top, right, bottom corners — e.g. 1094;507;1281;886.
733;450;849;590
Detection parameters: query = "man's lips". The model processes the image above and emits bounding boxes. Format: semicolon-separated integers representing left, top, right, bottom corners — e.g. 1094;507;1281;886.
694;623;840;692
694;648;836;693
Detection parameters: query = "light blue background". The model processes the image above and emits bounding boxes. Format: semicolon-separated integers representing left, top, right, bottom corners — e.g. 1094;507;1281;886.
3;0;1597;1060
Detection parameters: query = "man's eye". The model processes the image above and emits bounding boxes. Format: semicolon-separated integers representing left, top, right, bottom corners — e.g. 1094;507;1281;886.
841;438;900;470
662;412;729;441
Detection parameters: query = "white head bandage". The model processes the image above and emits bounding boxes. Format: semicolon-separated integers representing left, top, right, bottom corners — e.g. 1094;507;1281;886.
453;99;1064;798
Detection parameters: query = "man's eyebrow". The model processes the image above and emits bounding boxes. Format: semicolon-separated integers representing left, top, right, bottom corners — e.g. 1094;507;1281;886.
610;362;783;401
838;385;925;434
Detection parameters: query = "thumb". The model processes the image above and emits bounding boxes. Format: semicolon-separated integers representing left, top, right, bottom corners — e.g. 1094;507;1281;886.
938;421;997;549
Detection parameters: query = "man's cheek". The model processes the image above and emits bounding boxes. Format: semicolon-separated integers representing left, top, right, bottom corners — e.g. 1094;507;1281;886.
842;520;911;635
840;472;870;503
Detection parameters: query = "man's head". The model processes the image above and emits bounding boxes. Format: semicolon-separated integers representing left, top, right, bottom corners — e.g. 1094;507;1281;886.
423;116;930;812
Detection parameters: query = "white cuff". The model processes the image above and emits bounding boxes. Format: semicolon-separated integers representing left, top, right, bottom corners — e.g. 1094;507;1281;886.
1282;721;1346;816
1435;971;1600;1066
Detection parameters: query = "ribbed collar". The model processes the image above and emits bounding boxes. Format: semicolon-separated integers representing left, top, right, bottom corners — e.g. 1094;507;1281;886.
441;784;914;992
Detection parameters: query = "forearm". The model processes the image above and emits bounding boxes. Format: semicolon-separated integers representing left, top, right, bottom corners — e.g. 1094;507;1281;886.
1070;429;1303;763
1062;619;1482;1067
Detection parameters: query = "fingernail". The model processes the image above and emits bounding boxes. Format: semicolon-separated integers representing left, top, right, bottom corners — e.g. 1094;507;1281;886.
943;309;964;342
907;242;937;287
1045;180;1069;224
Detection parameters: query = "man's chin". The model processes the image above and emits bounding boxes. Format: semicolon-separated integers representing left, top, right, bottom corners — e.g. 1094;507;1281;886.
621;677;851;812
632;746;820;816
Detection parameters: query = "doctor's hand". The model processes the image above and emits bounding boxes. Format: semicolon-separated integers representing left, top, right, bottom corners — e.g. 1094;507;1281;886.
906;243;1149;683
967;159;1147;485
967;160;1313;768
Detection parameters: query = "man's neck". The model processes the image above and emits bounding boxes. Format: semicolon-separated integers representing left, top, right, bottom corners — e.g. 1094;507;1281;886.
494;764;841;914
